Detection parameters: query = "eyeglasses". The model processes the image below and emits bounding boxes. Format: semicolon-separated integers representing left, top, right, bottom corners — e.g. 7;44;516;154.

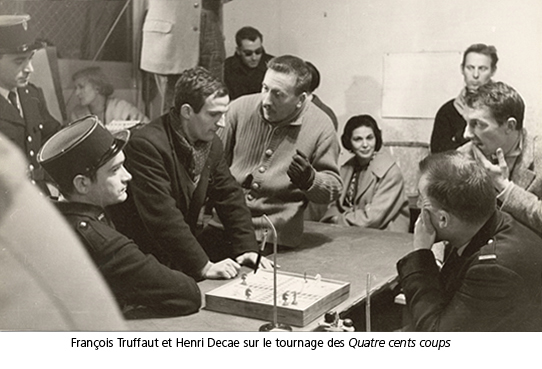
241;48;263;57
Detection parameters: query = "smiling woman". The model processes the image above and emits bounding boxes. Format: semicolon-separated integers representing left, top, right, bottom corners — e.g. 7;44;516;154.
321;115;410;232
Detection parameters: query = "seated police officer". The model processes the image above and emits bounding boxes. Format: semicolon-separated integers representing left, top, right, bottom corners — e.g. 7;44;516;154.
38;116;201;318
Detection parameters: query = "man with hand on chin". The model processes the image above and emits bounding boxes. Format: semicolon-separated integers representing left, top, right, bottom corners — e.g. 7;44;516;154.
397;151;542;331
458;81;542;236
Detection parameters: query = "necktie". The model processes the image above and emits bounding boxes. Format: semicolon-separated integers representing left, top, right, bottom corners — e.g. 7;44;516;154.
8;91;20;116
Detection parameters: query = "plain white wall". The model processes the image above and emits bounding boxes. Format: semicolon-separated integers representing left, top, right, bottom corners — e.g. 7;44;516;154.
224;0;542;155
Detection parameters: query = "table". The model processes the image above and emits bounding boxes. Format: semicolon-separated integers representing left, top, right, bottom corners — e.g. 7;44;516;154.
126;221;413;331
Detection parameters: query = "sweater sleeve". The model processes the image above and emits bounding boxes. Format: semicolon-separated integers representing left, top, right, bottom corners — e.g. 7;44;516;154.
304;120;342;204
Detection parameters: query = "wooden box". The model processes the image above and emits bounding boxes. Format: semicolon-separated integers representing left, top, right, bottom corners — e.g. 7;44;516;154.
205;269;350;327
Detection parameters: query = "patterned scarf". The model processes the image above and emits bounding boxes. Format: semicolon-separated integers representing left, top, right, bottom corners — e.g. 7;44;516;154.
170;112;212;184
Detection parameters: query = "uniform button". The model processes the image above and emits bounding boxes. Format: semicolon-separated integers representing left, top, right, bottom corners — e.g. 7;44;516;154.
193;26;199;31
79;221;88;229
31;180;36;185
194;2;199;7
247;194;254;201
38;124;43;130
29;150;34;157
251;182;259;190
28;164;34;171
265;149;273;156
27;135;32;143
258;166;266;173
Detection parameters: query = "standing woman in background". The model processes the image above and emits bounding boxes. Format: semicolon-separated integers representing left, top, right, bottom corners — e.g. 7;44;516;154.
70;66;149;125
321;115;409;232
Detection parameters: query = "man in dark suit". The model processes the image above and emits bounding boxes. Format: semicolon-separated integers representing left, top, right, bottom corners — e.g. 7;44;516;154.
38;116;201;318
430;44;498;153
109;67;271;280
0;14;61;195
397;151;542;331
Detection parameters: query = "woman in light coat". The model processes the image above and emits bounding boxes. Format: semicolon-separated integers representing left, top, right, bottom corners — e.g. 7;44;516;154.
322;115;409;232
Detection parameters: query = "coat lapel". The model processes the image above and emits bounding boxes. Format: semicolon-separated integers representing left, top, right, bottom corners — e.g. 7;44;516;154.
338;161;354;208
165;120;192;213
355;168;375;204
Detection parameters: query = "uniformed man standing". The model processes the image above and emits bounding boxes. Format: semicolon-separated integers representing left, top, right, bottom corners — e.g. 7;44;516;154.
0;14;61;195
38;116;201;318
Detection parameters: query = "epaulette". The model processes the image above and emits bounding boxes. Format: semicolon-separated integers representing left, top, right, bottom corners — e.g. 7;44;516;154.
478;239;497;262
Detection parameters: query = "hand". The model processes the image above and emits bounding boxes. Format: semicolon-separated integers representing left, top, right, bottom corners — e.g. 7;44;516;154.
413;208;436;250
321;215;339;224
235;252;275;270
202;259;241;280
471;146;510;192
287;150;315;190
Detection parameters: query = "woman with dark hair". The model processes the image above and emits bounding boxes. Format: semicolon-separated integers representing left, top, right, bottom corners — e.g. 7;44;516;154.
70;66;149;125
321;115;409;231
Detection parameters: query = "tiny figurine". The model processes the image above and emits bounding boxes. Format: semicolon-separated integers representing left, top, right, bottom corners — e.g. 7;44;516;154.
282;291;290;306
241;273;247;285
292;291;298;305
245;287;252;300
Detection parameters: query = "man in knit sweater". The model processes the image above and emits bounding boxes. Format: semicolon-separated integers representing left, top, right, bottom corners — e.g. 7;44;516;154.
216;55;342;247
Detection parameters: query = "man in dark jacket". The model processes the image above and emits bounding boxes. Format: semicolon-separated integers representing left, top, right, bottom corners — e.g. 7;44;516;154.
38;116;201;318
0;15;61;195
108;67;271;281
224;26;274;100
397;151;542;331
429;44;497;153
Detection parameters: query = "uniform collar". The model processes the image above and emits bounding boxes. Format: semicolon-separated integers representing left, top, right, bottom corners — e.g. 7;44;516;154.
54;200;106;220
460;211;500;259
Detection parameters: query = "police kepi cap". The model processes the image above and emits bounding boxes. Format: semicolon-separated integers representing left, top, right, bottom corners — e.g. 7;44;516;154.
0;14;44;54
38;115;130;188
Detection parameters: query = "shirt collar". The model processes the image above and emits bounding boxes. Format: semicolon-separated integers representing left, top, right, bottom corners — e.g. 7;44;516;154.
0;85;13;102
489;130;523;169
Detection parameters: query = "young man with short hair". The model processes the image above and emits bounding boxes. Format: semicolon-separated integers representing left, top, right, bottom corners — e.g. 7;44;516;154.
430;44;498;153
38;116;201;318
459;80;542;236
109;67;271;280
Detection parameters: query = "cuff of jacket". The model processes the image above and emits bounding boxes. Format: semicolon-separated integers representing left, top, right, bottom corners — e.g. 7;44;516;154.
397;249;440;281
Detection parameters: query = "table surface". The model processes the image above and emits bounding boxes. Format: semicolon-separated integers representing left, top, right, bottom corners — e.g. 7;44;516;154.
126;221;413;331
